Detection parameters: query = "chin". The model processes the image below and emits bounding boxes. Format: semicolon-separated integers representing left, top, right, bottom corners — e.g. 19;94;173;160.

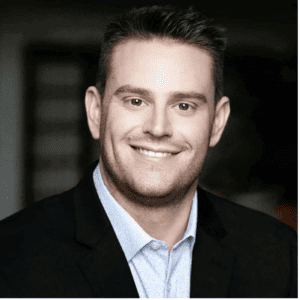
124;174;196;208
134;184;173;199
101;153;200;206
133;171;176;195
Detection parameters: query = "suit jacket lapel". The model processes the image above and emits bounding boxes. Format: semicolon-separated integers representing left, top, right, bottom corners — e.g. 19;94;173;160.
73;161;234;298
190;188;235;298
73;160;139;298
77;228;139;298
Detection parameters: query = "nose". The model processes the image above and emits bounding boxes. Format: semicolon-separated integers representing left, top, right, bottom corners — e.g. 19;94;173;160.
142;106;173;138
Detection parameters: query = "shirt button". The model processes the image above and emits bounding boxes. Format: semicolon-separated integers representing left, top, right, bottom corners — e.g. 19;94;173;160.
152;243;159;249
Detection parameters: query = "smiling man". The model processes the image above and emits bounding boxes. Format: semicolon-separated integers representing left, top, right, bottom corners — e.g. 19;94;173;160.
0;5;297;298
85;37;229;256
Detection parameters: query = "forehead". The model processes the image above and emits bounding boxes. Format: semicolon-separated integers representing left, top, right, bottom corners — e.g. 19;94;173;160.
108;39;214;98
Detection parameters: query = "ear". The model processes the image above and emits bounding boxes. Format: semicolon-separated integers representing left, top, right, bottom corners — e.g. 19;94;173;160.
209;96;230;147
85;86;102;140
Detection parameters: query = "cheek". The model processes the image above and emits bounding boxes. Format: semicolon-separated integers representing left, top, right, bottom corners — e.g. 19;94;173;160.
105;105;142;143
175;113;211;142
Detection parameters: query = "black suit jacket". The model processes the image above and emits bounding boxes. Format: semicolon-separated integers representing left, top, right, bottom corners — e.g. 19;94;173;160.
0;160;297;297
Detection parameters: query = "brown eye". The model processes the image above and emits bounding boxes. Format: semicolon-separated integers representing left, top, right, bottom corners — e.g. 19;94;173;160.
131;99;143;106
179;103;190;110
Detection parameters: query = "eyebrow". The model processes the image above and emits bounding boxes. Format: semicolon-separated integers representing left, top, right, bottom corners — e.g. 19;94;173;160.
113;84;207;103
114;85;152;98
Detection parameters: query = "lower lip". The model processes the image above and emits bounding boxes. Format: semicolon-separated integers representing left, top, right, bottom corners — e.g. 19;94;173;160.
131;146;177;159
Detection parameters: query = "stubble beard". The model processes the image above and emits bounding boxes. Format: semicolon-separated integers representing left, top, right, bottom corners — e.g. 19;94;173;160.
99;144;206;210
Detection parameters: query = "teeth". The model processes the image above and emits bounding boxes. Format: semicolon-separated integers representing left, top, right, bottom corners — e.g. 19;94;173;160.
136;147;172;157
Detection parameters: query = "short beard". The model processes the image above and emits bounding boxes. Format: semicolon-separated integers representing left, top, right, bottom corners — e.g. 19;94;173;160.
101;151;199;210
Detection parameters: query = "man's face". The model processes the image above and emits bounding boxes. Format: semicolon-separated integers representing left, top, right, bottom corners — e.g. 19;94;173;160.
94;39;227;204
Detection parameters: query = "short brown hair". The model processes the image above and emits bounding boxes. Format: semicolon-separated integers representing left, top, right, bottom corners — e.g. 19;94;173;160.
96;5;227;104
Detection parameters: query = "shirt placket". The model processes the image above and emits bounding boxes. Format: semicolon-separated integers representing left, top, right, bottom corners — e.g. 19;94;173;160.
165;244;179;298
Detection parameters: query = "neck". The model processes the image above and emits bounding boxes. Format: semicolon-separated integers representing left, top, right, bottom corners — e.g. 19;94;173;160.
129;190;196;252
99;161;197;252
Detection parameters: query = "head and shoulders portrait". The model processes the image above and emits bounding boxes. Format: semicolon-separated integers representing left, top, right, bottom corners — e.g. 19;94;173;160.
0;2;296;298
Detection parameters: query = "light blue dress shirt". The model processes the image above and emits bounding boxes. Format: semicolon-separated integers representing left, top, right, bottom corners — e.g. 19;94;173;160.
93;164;198;298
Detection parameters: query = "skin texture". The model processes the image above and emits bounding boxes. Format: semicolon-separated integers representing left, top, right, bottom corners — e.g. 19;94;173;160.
85;39;230;250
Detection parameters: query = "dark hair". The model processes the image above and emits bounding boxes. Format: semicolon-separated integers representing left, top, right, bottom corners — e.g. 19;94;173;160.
95;5;227;104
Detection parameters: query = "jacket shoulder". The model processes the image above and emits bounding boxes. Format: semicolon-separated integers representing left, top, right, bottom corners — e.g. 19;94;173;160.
205;191;296;241
0;189;77;276
204;192;297;297
0;188;74;232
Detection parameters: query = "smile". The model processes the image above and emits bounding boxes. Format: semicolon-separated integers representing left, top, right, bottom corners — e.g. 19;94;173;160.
133;147;174;157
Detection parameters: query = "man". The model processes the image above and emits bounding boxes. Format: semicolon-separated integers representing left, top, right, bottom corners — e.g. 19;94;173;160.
0;5;296;298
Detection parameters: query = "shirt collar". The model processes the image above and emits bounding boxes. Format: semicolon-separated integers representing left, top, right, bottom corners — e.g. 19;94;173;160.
93;163;198;262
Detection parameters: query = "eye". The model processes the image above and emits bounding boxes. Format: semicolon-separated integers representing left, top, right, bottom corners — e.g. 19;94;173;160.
130;98;143;106
178;103;192;111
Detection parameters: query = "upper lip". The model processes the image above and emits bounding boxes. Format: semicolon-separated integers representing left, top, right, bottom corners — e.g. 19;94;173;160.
130;144;181;154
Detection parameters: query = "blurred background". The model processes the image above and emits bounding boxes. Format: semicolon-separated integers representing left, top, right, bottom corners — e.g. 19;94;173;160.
0;0;297;231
